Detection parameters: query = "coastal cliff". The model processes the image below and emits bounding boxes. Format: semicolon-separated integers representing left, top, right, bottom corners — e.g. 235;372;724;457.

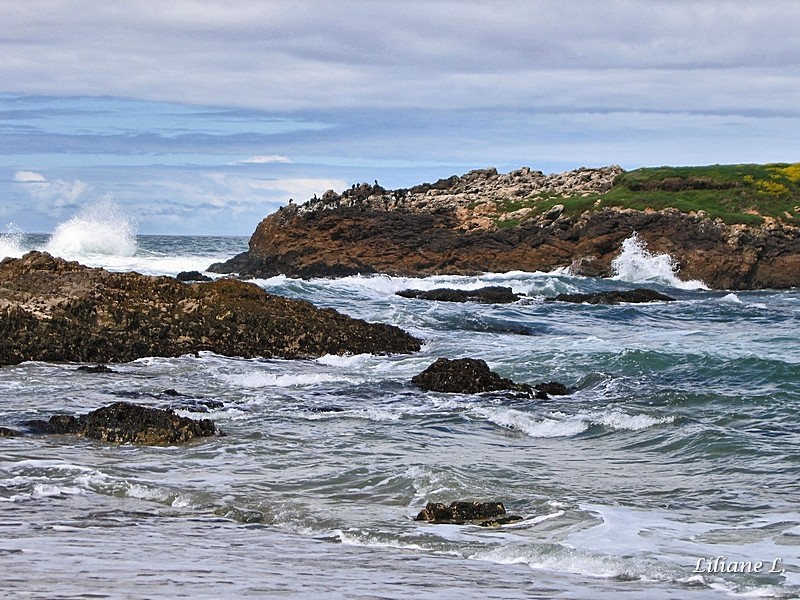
209;164;800;290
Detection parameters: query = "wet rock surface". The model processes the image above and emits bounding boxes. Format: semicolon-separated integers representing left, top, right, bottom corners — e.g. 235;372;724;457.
0;426;20;437
547;288;676;304
397;286;522;304
24;402;216;445
415;501;522;526
410;357;568;399
176;270;212;282
412;358;534;395
0;251;421;365
76;364;117;373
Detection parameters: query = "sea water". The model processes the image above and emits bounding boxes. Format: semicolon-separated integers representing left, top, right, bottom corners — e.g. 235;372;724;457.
1;207;800;599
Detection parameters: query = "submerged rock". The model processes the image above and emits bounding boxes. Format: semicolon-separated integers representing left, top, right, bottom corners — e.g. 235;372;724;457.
535;381;571;396
396;286;522;304
25;402;216;445
76;364;116;374
412;357;538;396
0;426;20;437
415;501;522;526
0;251;420;365
547;288;675;304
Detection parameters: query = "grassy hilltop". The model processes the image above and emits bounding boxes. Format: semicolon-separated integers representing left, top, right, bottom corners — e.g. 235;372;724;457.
498;163;800;226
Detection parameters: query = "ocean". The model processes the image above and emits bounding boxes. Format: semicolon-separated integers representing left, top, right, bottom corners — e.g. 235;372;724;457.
1;212;799;599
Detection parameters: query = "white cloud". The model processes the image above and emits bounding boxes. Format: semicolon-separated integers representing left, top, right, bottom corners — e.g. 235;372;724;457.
237;155;292;164
14;171;46;183
1;1;798;115
13;170;90;208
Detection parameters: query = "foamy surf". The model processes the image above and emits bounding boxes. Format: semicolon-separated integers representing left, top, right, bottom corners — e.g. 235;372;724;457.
471;406;675;438
0;223;25;259
44;197;137;258
611;233;707;290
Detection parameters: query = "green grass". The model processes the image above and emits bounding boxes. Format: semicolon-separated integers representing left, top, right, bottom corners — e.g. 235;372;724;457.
489;163;800;226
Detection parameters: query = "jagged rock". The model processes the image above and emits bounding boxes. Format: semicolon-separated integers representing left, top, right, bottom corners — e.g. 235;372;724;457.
76;364;116;373
0;426;20;437
415;501;522;526
25;402;216;445
0;252;420;365
547;289;675;304
396;286;521;304
412;357;538;396
176;270;212;282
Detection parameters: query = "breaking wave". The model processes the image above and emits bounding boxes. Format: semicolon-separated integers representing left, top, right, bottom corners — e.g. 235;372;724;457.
611;233;706;290
45;197;137;258
0;223;26;259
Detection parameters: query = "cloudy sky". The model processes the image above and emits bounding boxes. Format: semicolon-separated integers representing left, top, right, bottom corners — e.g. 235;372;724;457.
2;1;800;235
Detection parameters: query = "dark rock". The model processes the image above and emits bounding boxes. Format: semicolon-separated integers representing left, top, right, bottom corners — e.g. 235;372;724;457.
411;357;538;396
0;252;420;365
397;286;522;304
176;270;212;282
76;364;116;373
415;501;522;526
0;426;20;437
547;288;675;304
536;381;571;396
25;402;216;445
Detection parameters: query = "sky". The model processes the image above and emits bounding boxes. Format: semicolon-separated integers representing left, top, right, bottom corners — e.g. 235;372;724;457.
2;1;800;235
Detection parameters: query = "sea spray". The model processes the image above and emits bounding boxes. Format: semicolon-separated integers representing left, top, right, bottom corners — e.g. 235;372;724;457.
45;197;137;258
611;233;706;290
0;223;25;259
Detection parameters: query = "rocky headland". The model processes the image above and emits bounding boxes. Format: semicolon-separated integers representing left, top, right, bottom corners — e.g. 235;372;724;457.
209;164;800;290
0;251;420;365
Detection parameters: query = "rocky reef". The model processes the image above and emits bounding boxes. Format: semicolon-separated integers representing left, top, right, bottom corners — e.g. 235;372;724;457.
25;402;216;445
0;251;421;365
396;286;521;304
548;289;676;304
208;165;800;290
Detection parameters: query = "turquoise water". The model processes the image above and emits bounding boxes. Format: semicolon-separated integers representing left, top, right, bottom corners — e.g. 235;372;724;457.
1;229;799;599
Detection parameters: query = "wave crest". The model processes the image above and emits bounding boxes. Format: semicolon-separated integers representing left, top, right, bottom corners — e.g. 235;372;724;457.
45;197;137;258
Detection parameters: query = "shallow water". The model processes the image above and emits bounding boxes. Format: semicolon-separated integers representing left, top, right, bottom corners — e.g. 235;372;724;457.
1;228;800;599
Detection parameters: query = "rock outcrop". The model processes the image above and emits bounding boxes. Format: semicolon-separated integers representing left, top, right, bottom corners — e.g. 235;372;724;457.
208;166;800;290
411;357;567;398
25;402;216;445
0;251;421;365
548;288;676;304
415;501;522;526
396;286;521;304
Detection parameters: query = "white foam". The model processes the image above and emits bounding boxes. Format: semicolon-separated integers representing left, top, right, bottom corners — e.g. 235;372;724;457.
595;410;675;431
720;292;744;304
315;353;374;368
220;371;359;388
472;407;674;438
45;196;137;258
310;270;586;298
0;222;26;258
473;407;590;438
611;233;707;290
299;407;401;422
